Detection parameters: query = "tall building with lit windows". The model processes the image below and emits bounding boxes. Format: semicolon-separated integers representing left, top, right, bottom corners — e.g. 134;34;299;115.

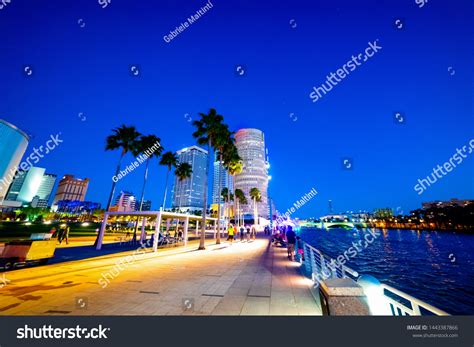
5;167;56;207
171;146;208;211
0;119;30;204
211;159;233;205
52;174;89;205
234;128;269;219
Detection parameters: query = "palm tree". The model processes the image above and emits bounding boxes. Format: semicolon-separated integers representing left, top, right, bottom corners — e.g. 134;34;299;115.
221;187;234;224
159;151;178;211
94;125;141;246
131;134;162;241
192;108;225;249
249;187;262;226
226;154;243;224
211;125;233;244
173;162;192;233
234;189;247;226
174;162;193;213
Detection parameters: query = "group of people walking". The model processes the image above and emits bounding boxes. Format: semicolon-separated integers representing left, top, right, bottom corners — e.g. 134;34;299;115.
272;225;301;261
48;224;70;245
226;224;257;244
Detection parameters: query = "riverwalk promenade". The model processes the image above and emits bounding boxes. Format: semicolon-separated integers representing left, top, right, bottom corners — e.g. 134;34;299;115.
0;236;322;315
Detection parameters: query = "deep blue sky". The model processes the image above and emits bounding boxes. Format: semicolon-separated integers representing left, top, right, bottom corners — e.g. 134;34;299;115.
0;0;472;217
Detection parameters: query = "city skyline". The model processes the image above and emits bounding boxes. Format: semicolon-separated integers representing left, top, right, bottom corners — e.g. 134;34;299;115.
0;0;472;218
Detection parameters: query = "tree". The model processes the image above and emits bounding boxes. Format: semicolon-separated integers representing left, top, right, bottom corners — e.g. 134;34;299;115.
173;162;193;232
192;108;225;249
250;187;262;225
95;125;141;246
159;151;178;210
131;134;162;241
234;188;247;227
226;153;243;224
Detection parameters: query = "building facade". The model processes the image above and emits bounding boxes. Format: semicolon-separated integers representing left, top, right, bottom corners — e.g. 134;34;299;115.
52;174;89;205
211;158;233;205
32;173;57;208
171;146;208;211
0;119;30;204
110;191;137;212
234;128;269;219
55;200;101;214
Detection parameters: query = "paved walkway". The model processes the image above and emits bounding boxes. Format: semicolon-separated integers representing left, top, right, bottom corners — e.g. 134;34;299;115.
0;237;322;315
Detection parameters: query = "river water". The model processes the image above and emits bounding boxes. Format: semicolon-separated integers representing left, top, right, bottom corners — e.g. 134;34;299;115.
300;227;474;315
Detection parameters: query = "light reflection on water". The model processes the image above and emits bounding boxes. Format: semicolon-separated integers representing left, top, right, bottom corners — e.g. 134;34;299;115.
300;227;474;315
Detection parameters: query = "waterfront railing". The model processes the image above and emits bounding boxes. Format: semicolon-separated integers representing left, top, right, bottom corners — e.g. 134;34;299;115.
296;241;449;316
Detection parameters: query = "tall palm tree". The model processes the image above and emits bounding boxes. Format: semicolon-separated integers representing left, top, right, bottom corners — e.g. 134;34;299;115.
250;187;262;226
212;125;232;244
221;187;234;224
173;162;192;233
94;125;141;246
192;108;225;249
220;139;239;232
159;151;178;211
174;162;193;213
234;188;247;227
226;154;243;223
131;134;162;241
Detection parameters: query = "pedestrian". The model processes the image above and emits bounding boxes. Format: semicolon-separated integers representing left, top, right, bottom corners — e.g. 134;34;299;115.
240;225;245;242
49;227;57;239
246;224;251;242
286;226;296;261
227;223;235;244
64;225;70;245
296;236;305;261
251;225;257;240
58;225;65;245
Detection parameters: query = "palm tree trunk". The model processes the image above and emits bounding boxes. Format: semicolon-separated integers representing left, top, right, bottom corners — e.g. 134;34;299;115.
227;174;231;224
216;153;223;244
133;159;150;241
94;150;125;246
162;168;170;210
198;140;212;250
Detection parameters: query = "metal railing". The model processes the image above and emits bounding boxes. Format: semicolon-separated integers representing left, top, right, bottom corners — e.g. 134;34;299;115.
298;242;359;281
381;283;449;316
296;240;449;316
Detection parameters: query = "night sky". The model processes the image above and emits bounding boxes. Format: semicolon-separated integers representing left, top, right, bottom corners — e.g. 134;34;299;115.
0;0;472;217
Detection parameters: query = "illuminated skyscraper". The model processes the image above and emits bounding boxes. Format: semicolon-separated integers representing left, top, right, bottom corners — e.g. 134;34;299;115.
52;174;89;205
234;128;269;219
0;119;29;204
111;191;136;212
172;146;208;211
211;158;233;205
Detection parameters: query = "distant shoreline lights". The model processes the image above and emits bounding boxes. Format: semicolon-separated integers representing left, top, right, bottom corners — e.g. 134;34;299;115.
163;0;214;43
111;142;161;183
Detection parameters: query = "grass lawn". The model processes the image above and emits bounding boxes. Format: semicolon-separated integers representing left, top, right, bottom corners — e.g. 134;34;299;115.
0;221;101;241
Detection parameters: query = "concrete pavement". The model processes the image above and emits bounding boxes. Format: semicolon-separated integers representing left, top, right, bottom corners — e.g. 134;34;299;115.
0;237;322;316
